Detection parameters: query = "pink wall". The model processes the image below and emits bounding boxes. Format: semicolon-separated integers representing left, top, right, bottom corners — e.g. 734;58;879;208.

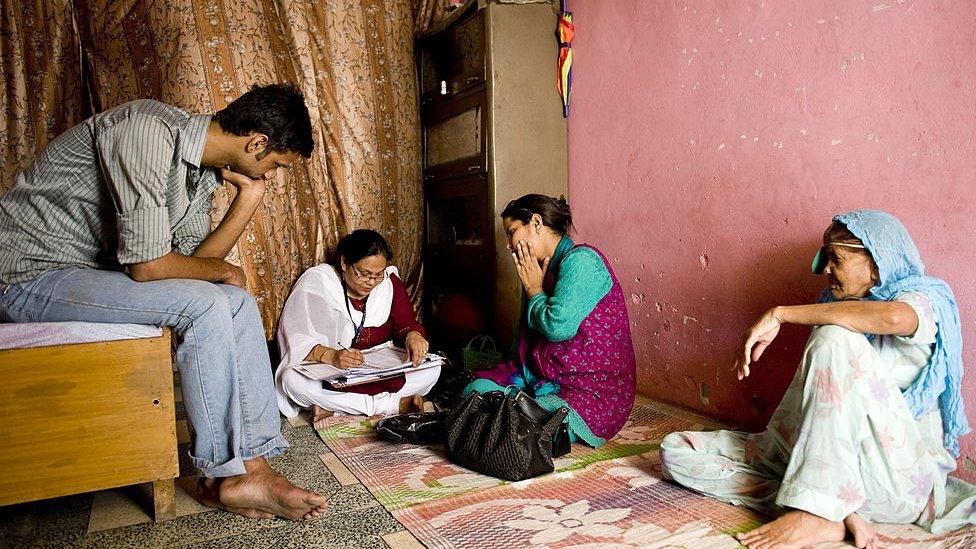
567;1;976;478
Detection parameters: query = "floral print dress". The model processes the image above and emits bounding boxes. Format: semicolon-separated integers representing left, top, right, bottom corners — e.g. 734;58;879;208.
660;292;976;532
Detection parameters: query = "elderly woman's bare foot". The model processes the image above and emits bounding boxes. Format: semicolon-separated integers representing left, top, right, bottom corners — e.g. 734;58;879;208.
215;457;328;520
844;513;878;549
735;510;845;548
311;405;334;423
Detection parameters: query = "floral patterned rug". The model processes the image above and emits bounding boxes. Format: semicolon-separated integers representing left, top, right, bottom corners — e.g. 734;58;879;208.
315;398;976;548
314;399;707;511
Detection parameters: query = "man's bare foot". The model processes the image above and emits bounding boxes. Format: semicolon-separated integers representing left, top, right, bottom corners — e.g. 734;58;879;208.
198;478;275;519
311;405;334;423
844;513;878;549
213;457;329;520
735;509;845;548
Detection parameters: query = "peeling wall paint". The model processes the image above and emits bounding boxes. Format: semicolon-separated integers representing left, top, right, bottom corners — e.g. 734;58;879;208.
568;1;976;481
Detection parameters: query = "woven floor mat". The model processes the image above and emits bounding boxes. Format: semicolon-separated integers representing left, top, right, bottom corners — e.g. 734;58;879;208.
315;398;975;548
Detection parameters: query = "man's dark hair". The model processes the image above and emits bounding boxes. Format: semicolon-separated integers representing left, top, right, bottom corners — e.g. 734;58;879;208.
333;229;394;266
214;83;314;158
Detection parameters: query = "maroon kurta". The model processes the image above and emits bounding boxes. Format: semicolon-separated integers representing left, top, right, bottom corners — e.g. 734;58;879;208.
339;273;425;395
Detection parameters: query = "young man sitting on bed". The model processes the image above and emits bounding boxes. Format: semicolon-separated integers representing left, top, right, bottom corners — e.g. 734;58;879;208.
0;84;328;521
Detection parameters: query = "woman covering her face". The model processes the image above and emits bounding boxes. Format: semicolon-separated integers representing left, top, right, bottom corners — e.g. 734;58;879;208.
660;210;975;549
275;229;438;422
463;194;637;447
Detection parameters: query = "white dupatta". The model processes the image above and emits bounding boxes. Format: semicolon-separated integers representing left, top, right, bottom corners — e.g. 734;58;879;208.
274;263;398;417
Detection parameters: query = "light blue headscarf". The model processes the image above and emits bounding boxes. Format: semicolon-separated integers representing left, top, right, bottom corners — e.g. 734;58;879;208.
819;209;969;456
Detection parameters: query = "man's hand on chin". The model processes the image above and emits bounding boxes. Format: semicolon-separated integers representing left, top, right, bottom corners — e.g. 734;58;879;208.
218;167;267;198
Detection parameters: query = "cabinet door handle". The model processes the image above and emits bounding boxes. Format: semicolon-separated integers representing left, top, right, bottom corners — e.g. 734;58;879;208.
467;165;482;172
465;76;481;85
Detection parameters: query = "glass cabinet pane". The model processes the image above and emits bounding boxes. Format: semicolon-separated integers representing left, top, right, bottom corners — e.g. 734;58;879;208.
427;193;485;246
425;105;482;169
419;10;485;98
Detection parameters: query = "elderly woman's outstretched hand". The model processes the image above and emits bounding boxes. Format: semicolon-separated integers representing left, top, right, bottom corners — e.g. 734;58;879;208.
734;307;784;380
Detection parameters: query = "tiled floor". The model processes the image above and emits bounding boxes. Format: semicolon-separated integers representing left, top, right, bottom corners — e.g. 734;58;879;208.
0;411;421;549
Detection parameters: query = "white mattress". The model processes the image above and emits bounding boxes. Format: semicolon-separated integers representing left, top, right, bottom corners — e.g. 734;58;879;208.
0;321;164;351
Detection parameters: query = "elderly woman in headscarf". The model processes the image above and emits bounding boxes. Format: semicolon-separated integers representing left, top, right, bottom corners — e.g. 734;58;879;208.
660;210;975;549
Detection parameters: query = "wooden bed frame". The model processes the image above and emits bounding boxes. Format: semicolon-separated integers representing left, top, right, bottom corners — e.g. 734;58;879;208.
0;328;179;521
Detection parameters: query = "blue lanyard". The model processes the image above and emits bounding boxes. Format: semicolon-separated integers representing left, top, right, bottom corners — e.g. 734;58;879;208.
342;279;367;344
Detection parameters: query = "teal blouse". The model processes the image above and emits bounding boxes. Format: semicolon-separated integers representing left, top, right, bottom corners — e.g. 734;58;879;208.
466;236;618;447
526;236;612;341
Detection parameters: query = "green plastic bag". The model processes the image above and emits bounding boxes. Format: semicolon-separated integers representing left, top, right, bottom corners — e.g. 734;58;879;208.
462;335;502;372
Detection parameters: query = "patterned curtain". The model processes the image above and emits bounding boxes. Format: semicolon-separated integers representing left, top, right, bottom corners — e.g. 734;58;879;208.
414;0;451;36
60;0;425;337
0;0;461;337
414;0;475;37
0;0;87;192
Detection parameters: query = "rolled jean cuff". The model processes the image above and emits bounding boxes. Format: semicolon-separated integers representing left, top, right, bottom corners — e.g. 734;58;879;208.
192;435;290;478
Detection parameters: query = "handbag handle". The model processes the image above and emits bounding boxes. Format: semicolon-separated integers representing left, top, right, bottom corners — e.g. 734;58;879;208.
543;406;570;434
465;335;497;352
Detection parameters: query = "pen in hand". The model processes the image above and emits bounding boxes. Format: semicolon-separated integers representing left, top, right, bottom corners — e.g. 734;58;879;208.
334;343;365;370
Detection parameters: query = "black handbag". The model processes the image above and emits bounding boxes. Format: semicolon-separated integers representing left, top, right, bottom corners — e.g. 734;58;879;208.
375;411;446;445
444;389;571;481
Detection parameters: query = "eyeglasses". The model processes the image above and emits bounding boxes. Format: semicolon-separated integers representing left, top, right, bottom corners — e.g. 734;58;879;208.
348;264;387;283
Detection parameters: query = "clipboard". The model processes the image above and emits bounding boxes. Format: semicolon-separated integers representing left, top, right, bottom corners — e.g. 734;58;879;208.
293;342;444;388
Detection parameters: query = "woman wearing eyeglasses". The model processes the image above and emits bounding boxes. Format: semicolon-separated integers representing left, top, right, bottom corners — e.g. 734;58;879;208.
275;229;438;422
660;210;974;549
463;194;637;448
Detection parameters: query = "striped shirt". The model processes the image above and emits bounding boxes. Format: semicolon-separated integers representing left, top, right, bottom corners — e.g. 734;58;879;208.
0;100;219;284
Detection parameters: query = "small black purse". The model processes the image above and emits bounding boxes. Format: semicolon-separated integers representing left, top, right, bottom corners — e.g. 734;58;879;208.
375;411;447;445
444;389;570;481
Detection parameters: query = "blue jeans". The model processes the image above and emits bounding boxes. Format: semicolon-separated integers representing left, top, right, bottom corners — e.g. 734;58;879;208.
0;267;288;477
